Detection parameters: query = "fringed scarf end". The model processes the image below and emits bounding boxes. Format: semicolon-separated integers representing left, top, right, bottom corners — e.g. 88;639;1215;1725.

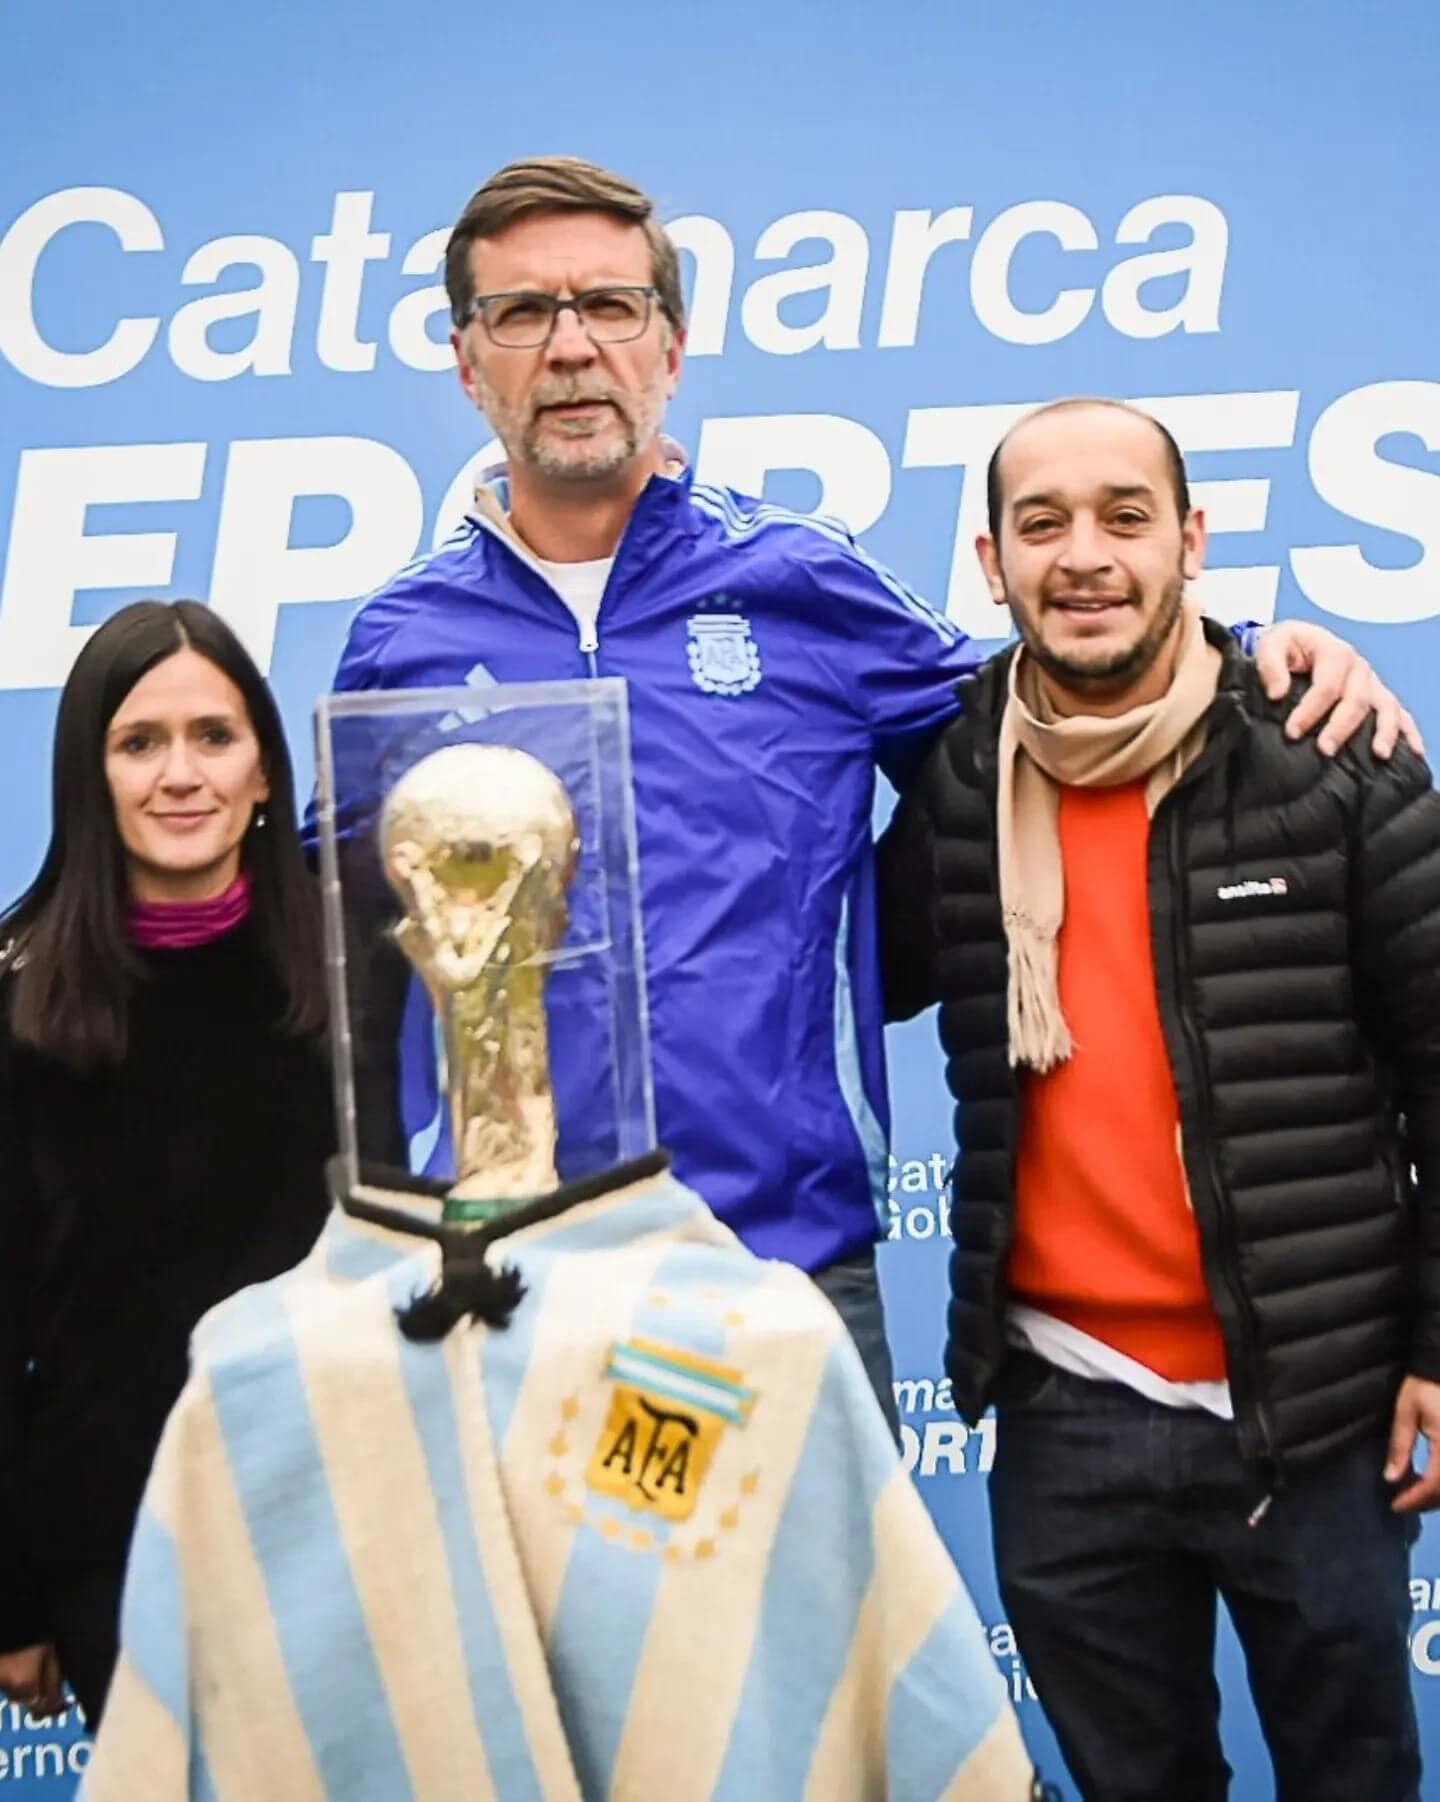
1005;922;1074;1073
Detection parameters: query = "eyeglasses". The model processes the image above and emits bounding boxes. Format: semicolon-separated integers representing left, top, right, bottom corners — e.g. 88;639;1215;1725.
461;285;660;348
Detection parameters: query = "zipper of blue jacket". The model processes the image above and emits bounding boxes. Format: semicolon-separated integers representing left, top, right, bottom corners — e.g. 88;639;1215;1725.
468;497;637;677
466;515;613;678
466;459;684;681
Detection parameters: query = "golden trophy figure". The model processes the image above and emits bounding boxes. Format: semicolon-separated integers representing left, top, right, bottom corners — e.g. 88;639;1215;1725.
379;742;580;1214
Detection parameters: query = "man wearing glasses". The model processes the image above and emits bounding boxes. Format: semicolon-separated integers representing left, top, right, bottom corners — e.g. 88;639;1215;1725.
322;156;1411;1430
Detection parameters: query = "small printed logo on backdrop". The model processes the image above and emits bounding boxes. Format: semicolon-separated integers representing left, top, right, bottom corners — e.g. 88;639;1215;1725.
1408;1574;1440;1678
0;1694;92;1785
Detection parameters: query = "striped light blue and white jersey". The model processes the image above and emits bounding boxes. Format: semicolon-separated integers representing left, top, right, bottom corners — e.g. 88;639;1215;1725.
83;1168;1031;1801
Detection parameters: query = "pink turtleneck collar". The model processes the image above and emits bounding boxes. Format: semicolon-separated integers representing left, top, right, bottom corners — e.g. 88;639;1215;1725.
127;871;253;950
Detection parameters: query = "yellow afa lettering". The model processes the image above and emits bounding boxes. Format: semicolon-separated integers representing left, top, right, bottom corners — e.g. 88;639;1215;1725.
587;1384;726;1523
603;1416;638;1477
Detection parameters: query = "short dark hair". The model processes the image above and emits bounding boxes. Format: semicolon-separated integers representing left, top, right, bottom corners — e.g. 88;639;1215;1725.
444;155;685;335
2;600;326;1069
986;398;1192;540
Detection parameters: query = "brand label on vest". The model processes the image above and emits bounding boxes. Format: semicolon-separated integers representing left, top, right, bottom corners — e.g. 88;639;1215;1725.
1216;876;1288;901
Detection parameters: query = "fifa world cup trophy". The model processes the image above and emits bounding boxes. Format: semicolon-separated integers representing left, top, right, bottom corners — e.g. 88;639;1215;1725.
379;743;580;1209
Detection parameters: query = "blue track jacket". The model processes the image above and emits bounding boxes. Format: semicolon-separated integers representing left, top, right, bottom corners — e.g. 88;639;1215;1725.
320;462;1107;1269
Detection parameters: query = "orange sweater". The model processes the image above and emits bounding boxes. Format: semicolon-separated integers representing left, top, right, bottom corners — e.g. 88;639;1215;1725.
1008;782;1228;1383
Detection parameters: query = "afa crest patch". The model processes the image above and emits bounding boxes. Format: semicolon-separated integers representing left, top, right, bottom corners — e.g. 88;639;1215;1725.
687;613;762;697
586;1337;756;1523
540;1320;763;1561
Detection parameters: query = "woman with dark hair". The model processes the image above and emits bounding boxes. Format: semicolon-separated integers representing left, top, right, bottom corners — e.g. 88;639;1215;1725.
0;600;333;1729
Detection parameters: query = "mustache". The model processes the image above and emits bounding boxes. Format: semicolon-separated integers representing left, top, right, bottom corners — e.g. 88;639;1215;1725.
1042;581;1141;604
529;382;630;417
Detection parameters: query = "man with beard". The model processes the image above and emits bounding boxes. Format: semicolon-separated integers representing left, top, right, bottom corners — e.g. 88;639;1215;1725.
878;397;1439;1800
322;158;1411;1434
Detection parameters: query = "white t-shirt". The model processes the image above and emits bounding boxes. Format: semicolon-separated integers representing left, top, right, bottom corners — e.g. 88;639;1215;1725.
1007;1303;1234;1420
531;554;614;650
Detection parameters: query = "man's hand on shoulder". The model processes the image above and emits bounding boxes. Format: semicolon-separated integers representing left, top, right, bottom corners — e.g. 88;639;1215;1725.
1386;1374;1440;1512
1255;620;1423;761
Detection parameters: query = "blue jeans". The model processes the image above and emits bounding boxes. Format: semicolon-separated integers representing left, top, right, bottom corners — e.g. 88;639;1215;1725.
990;1352;1420;1802
812;1247;900;1442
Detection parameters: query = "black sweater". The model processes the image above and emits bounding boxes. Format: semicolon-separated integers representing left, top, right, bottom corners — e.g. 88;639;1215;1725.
0;918;334;1650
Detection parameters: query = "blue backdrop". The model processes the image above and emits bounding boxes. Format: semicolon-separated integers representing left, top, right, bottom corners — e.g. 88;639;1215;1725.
2;1;1438;1792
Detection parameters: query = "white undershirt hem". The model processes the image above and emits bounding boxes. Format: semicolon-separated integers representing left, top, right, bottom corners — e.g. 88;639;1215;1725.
1007;1303;1234;1420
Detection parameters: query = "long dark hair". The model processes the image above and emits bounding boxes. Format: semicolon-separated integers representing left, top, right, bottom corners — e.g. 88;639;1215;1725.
2;600;326;1069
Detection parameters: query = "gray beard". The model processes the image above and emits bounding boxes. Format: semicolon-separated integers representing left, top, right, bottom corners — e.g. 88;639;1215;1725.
521;415;641;482
481;359;671;487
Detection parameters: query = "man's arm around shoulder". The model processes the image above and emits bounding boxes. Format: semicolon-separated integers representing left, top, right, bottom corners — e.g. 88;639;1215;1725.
876;746;947;1025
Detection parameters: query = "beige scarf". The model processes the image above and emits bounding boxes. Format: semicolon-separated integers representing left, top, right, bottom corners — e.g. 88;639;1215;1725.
1000;602;1222;1071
